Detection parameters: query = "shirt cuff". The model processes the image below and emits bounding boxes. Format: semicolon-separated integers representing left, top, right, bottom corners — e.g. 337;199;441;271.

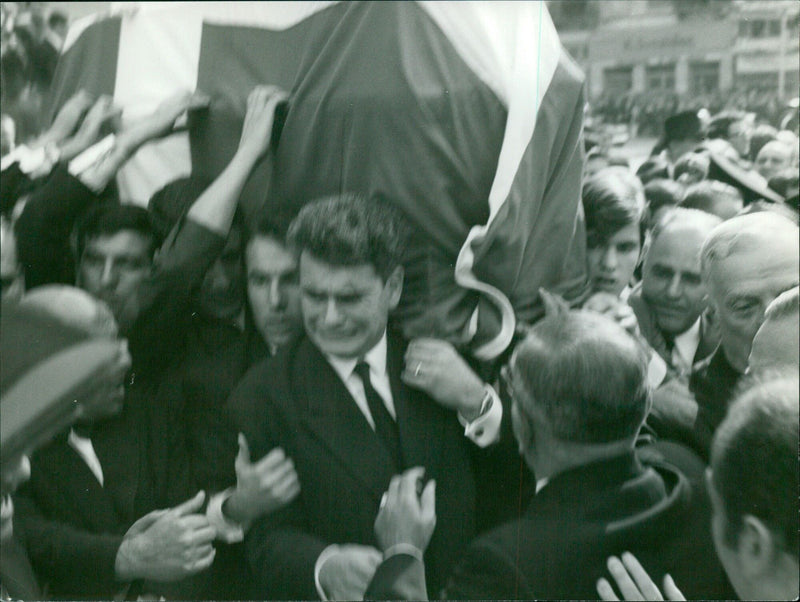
458;385;502;447
206;488;245;543
314;544;341;601
68;134;117;193
1;145;54;179
383;543;424;563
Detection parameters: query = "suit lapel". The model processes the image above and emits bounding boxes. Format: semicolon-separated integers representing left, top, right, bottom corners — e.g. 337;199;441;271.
296;339;396;501
91;408;142;522
36;439;123;531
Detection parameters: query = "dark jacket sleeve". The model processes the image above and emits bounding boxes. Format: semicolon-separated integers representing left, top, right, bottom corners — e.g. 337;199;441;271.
123;219;225;376
225;363;328;600
365;554;429;601
443;540;523;600
1;162;34;216
14;163;105;289
13;492;125;597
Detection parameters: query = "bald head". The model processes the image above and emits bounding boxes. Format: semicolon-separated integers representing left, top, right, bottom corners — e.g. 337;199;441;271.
755;141;792;181
701;213;799;372
20;286;119;339
641;209;722;335
511;310;649;445
749;287;799;372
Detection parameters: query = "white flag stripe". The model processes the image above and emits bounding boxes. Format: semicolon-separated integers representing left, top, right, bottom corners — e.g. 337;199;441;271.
444;1;562;359
113;8;204;204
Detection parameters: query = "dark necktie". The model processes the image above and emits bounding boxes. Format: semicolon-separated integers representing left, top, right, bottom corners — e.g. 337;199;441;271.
354;361;402;470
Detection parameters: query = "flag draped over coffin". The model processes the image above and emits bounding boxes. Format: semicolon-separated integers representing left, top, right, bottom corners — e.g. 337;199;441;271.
48;1;588;360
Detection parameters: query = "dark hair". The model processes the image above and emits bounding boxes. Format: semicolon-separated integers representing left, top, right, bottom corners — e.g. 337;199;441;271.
513;310;649;444
286;194;409;281
147;176;209;239
74;205;161;260
582;168;645;247
707;111;747;141
636;156;670;185
711;371;799;558
680;180;743;220
644;179;684;216
248;204;297;245
673;151;709;181
48;11;68;30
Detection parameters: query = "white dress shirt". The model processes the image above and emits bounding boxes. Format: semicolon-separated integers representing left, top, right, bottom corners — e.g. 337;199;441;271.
314;332;502;599
67;429;104;486
671;318;701;376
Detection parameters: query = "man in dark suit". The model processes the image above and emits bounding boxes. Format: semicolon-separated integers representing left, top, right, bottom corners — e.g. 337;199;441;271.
689;211;798;459
628;208;721;441
366;307;734;600
224;194;502;600
13;87;294;599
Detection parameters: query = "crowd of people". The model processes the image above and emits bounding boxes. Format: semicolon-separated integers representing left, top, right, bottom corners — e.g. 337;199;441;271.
590;88;794;138
1;6;799;602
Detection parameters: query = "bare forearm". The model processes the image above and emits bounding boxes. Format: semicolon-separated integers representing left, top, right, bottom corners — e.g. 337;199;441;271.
186;149;262;235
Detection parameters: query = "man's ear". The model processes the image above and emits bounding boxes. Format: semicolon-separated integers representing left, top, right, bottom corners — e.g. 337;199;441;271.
737;514;778;580
385;266;404;310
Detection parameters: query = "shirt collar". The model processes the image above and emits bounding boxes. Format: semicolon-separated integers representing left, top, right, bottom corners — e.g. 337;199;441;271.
673;318;701;364
325;332;388;382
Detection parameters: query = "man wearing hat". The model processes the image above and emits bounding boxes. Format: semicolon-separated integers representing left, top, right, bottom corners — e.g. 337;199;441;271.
0;295;130;599
10;287;225;599
651;110;705;174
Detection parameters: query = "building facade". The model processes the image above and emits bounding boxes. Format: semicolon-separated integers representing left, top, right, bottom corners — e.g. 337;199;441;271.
552;0;799;100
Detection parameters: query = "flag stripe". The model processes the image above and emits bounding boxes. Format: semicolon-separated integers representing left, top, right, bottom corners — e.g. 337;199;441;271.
453;1;564;358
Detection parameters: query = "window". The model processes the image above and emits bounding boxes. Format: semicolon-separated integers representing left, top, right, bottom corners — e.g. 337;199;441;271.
690;61;720;94
646;64;676;91
768;20;781;37
751;20;765;38
739;20;749;37
604;66;633;95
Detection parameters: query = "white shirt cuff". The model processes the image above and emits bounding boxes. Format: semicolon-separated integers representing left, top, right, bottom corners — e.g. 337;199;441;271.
458;385;502;447
68;134;116;193
314;544;342;600
206;488;245;543
383;543;424;563
1;144;54;179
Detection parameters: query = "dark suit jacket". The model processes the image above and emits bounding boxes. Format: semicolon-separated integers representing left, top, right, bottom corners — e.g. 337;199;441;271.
224;332;477;599
688;347;742;461
440;443;733;600
0;532;42;600
13;213;226;599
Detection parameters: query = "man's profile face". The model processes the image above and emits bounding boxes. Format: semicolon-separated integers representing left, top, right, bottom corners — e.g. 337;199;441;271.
707;246;798;373
754;141;791;181
77;230;153;321
246;234;303;350
299;252;402;359
642;225;707;335
196;227;245;322
586;222;641;298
